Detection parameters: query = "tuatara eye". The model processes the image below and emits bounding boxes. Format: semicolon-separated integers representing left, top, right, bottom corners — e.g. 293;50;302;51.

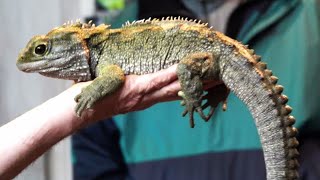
34;44;47;55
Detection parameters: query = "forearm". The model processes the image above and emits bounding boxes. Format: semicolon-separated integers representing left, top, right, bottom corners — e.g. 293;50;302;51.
0;65;189;179
0;87;84;180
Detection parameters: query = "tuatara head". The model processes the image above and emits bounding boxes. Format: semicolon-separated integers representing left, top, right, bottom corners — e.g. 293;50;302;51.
17;20;109;82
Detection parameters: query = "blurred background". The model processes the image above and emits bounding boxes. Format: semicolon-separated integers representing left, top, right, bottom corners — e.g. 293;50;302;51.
0;0;94;179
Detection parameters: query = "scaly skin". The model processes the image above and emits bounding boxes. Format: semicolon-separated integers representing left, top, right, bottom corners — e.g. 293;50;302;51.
16;18;299;180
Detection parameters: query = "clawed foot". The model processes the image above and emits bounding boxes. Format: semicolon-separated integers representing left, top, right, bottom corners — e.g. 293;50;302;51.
74;87;99;117
178;84;230;128
178;91;215;128
202;84;229;111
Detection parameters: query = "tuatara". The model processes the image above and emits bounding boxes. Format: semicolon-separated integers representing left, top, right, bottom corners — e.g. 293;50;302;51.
16;18;299;180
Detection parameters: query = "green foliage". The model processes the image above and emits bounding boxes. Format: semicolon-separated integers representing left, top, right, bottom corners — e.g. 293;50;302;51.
97;0;125;10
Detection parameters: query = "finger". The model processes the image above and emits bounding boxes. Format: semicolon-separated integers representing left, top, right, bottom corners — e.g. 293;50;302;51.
135;81;181;110
145;64;178;81
147;80;181;101
137;65;178;93
71;81;92;89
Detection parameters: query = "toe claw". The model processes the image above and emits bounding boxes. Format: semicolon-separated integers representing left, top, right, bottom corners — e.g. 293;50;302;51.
75;104;83;117
222;100;228;111
87;98;95;109
189;110;195;128
75;102;86;117
196;107;207;121
74;86;100;117
75;94;81;103
196;106;215;122
201;101;210;110
75;95;92;117
178;91;185;98
182;109;188;117
206;107;215;121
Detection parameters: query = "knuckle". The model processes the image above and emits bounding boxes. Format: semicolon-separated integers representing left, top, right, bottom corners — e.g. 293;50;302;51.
165;89;177;97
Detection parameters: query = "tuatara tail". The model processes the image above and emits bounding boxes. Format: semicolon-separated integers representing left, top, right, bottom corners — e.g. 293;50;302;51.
219;52;299;180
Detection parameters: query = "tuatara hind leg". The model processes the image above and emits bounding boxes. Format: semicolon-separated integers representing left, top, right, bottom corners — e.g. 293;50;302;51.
75;64;125;116
176;52;220;128
202;84;230;112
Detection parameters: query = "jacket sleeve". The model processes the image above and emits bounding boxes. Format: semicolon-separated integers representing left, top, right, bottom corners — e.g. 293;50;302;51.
72;119;128;180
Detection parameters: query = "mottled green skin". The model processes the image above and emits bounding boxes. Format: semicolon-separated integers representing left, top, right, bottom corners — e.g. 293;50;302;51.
84;22;230;127
17;19;299;180
90;26;217;75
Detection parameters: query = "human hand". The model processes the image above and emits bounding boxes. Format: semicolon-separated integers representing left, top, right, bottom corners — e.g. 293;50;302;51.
60;64;220;127
73;65;181;123
0;65;220;180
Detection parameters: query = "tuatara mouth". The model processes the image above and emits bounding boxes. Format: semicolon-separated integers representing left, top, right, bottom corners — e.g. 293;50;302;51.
16;56;70;73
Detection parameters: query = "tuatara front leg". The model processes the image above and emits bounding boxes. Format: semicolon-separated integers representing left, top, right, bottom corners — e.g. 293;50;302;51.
75;64;125;116
176;52;220;128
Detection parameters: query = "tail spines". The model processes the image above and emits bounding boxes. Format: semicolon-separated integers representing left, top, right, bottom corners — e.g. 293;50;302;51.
252;51;300;180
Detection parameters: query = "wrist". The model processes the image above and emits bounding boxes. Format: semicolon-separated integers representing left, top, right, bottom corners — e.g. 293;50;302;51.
0;88;84;179
45;87;88;134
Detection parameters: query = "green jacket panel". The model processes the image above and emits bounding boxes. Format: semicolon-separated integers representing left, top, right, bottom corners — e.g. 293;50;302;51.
114;0;320;164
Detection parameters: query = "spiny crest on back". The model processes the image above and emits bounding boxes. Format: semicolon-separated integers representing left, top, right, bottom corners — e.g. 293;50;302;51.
122;16;209;28
48;19;111;39
61;19;97;29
